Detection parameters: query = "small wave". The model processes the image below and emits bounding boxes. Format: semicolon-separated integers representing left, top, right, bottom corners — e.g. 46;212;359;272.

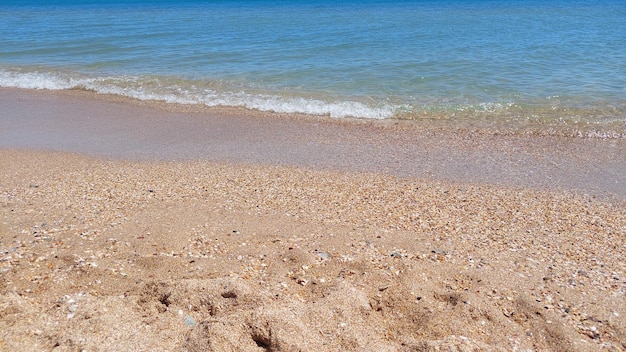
0;69;86;90
198;93;393;119
2;68;625;139
0;68;393;119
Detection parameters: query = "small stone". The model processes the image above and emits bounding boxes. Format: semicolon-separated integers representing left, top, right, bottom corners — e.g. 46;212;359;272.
184;316;196;327
584;329;599;339
316;251;329;260
378;284;390;291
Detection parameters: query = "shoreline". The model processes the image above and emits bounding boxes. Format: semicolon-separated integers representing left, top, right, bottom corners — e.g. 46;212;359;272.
1;149;624;351
1;87;625;200
1;88;625;350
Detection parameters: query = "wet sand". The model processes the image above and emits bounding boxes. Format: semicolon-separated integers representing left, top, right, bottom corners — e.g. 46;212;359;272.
1;88;625;199
1;88;625;351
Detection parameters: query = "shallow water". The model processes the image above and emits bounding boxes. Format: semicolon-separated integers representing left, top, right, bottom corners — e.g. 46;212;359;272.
2;88;625;199
1;0;625;135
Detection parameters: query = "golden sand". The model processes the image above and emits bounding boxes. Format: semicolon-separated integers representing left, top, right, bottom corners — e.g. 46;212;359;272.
1;150;624;351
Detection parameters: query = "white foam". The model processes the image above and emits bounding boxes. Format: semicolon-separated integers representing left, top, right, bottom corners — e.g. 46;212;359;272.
199;93;393;119
0;69;395;119
87;82;202;106
0;69;85;90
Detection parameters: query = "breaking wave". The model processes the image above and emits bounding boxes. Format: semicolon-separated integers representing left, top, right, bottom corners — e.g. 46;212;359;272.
0;68;394;119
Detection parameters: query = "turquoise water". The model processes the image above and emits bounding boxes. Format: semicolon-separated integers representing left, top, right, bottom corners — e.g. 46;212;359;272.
1;0;625;134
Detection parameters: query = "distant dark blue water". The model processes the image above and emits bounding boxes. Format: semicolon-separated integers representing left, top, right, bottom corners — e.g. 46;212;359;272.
1;0;625;134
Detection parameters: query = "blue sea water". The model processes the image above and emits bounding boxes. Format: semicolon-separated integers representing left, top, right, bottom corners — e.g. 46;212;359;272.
1;0;625;134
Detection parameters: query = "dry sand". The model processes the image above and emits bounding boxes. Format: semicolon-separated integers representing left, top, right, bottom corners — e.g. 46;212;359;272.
1;89;625;351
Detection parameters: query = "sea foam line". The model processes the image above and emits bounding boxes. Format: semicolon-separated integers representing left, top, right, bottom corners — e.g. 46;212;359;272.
0;69;394;119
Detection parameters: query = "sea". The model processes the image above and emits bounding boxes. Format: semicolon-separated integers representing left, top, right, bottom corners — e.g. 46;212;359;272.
1;0;625;137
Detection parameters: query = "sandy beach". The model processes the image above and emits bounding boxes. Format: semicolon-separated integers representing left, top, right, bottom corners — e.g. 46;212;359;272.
1;89;625;351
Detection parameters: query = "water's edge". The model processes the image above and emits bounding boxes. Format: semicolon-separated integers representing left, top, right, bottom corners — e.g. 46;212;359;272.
2;87;625;200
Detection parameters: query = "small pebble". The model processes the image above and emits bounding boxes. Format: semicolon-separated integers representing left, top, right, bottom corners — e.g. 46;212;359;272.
316;252;329;260
184;316;196;327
